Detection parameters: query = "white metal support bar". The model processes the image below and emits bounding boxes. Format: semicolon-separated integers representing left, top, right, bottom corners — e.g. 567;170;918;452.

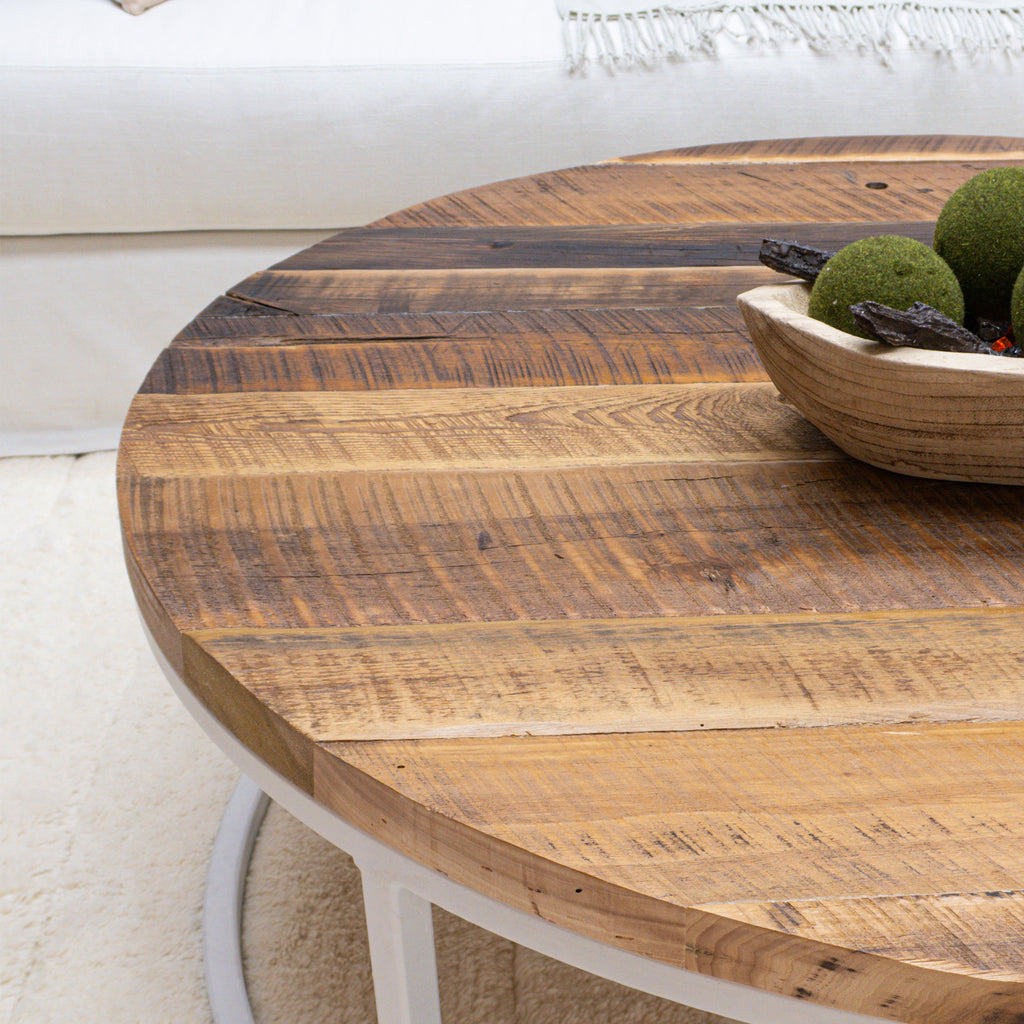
203;774;271;1024
358;865;444;1024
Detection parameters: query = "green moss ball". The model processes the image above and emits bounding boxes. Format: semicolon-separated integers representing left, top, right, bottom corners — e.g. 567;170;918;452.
933;166;1024;320
1012;262;1024;344
808;235;965;339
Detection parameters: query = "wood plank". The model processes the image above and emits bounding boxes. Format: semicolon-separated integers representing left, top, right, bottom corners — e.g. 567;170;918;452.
227;265;778;315
120;516;184;677
193;295;290;318
143;332;766;395
119;459;1024;635
608;134;1024;165
323;721;1024;908
682;904;1024;1023
172;306;746;346
149;311;763;395
315;722;1024;1022
182;630;315;791
120;382;832;477
370;159;1016;228
184;606;1024;743
695;891;1024;982
269;221;934;272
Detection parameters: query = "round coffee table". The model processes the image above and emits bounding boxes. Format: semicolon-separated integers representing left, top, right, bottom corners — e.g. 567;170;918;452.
118;135;1024;1024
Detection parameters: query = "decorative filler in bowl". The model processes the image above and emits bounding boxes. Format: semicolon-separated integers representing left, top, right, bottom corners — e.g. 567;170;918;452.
737;166;1024;485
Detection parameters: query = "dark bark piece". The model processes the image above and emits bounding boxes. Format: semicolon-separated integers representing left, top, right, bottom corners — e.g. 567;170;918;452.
850;301;993;354
758;239;835;281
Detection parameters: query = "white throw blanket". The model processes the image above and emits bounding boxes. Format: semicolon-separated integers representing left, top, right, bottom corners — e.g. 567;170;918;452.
557;0;1024;67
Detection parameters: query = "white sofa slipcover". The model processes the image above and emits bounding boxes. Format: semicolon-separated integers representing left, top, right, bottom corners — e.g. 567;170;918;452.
3;0;1023;456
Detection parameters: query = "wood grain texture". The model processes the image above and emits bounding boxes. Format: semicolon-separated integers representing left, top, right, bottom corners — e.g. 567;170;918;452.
121;455;1024;636
226;265;778;315
118;135;1024;1022
185;606;1024;743
120;382;834;477
373;156;1018;229
155;307;763;395
315;723;1024;1022
268;221;935;272
171;306;747;346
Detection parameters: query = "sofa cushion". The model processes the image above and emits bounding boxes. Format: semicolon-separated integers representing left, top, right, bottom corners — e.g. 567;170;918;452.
1;0;565;235
4;0;1024;237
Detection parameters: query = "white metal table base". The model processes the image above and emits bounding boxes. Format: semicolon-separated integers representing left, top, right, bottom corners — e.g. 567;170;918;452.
202;774;445;1024
203;775;269;1024
146;622;893;1024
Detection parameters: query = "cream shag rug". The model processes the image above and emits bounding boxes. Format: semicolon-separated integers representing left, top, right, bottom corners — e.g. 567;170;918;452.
1;452;735;1024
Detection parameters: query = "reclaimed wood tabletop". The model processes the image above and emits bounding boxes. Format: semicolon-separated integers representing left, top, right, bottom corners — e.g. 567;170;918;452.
118;135;1024;1023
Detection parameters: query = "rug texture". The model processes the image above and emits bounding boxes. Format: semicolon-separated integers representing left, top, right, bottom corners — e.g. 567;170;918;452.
1;452;736;1024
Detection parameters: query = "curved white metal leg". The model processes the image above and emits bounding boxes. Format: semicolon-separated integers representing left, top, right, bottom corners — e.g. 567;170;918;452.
202;777;445;1024
203;773;271;1024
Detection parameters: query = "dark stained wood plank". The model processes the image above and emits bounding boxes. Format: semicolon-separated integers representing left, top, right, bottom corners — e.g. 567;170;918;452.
609;134;1024;164
194;295;292;318
172;306;745;346
371;159;1019;228
269;221;934;272
175;310;486;345
185;606;1024;743
227;266;778;315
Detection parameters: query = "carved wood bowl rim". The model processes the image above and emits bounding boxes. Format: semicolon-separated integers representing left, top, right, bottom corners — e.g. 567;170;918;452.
736;281;1024;485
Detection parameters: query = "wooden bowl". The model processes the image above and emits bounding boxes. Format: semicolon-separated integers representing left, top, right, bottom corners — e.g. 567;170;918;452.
736;281;1024;484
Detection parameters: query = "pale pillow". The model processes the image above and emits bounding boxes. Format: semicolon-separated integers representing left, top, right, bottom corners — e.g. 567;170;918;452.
117;0;171;13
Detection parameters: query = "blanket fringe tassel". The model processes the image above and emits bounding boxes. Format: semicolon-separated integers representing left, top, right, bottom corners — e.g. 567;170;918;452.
561;4;1024;69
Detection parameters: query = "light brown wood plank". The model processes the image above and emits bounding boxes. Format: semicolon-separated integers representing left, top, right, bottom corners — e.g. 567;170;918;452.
609;134;1024;165
348;723;1024;906
119;457;1024;637
184;606;1024;744
143;332;765;396
371;160;1015;229
315;721;1024;1022
120;382;833;477
696;891;1024;982
121;454;1024;633
682;907;1024;1023
227;265;777;315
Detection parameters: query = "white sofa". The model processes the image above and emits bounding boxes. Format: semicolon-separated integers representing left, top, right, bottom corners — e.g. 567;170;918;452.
3;0;1023;457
